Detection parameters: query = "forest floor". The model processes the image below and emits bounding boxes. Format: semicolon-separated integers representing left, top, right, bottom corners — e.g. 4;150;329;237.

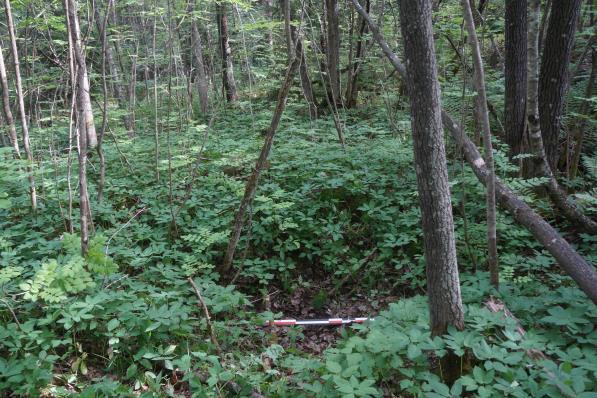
1;100;596;397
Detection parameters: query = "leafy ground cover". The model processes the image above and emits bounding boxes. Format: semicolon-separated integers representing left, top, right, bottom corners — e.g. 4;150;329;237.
0;99;596;397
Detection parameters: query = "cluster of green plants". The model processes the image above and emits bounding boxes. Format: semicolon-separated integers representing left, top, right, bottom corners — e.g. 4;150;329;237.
0;94;595;396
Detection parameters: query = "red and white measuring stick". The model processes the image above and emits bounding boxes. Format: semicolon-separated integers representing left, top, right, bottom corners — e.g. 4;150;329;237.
265;317;374;326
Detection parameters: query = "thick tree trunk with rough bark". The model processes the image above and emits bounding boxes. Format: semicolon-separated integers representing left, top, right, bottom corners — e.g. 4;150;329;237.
221;53;300;275
526;0;597;235
398;0;465;384
324;0;342;106
5;0;37;211
217;2;238;102
190;0;209;114
462;0;499;287
539;0;582;170
0;44;20;158
504;0;527;156
350;0;597;304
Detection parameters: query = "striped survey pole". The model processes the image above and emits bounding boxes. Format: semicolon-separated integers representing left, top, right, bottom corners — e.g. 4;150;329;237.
265;317;374;326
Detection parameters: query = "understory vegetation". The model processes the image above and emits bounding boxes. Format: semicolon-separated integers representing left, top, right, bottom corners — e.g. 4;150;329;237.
2;102;596;396
0;0;596;396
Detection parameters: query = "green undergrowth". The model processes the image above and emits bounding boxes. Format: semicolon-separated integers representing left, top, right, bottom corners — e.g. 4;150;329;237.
0;102;596;396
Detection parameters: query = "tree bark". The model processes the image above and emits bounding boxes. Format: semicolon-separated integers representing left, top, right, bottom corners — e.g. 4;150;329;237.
93;1;134;136
345;0;369;108
221;52;300;275
283;0;294;62
462;0;499;287
504;0;527;157
538;0;582;170
65;0;98;150
0;43;20;158
292;26;318;119
324;0;342;106
65;0;92;254
5;0;37;211
568;50;595;180
190;0;209;114
526;0;597;235
350;0;597;304
217;2;238;102
399;0;465;384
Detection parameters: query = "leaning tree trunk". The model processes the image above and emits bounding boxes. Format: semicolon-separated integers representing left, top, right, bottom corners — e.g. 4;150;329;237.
190;0;209;114
350;0;597;304
5;0;36;211
462;0;499;287
538;0;582;171
0;44;20;158
221;51;301;275
65;0;93;254
504;0;527;157
217;2;238;102
324;0;342;106
398;0;465;385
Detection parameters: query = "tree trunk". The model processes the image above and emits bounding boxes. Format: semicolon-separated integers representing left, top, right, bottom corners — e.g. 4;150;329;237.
526;0;597;235
65;0;92;254
345;0;369;108
292;26;318;119
568;50;595;180
504;0;527;157
283;0;294;62
217;2;238;102
221;52;300;275
5;0;37;211
190;0;209;114
538;0;582;170
324;0;342;106
350;0;597;304
398;0;465;384
0;44;20;158
93;2;134;136
65;0;98;150
462;0;499;287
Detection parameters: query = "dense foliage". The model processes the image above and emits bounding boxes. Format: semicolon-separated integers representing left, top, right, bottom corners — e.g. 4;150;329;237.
0;0;595;396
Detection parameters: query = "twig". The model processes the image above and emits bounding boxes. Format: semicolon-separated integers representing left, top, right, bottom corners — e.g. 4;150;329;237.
104;206;148;255
188;277;223;357
0;298;22;331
